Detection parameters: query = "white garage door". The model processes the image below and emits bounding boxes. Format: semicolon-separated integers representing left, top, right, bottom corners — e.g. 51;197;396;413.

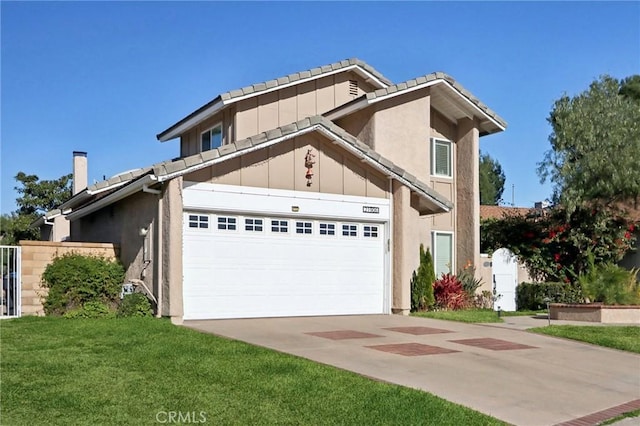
183;213;385;319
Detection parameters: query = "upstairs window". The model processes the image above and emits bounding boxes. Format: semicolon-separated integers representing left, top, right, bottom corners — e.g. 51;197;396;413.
201;123;223;152
431;138;452;178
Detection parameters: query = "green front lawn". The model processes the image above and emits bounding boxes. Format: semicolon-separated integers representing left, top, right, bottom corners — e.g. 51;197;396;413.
530;325;640;353
1;317;505;425
411;309;548;324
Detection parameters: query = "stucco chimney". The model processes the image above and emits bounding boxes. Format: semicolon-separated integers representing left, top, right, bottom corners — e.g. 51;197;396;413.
72;151;88;195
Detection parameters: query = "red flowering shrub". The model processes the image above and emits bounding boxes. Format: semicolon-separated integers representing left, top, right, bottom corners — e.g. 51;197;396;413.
433;274;469;310
481;205;638;283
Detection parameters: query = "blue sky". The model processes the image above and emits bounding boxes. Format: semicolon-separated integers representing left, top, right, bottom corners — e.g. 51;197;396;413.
1;1;639;214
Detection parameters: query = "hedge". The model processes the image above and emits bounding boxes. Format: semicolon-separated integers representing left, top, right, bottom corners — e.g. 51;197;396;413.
515;282;583;311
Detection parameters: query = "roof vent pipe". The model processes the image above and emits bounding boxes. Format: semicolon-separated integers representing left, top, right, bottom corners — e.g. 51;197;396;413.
72;151;88;195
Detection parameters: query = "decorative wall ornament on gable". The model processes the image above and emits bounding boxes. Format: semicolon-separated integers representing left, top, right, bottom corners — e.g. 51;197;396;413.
305;149;316;186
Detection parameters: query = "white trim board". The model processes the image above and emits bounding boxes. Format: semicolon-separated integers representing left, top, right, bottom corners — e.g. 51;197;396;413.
183;182;391;222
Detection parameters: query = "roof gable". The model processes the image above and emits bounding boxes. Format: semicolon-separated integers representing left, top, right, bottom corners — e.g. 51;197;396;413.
67;116;452;221
156;58;391;142
325;72;507;136
153;116;452;213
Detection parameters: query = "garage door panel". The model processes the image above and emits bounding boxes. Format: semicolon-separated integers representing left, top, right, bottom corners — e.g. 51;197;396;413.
183;212;386;319
186;294;381;319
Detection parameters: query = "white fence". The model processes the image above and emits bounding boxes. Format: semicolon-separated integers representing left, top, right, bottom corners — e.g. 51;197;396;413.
1;246;21;318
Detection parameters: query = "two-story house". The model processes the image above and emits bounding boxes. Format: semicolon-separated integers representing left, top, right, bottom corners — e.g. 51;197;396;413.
38;58;506;322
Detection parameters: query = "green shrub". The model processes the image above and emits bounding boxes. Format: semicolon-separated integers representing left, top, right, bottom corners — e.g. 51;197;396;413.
457;262;483;296
42;252;125;316
579;263;640;305
117;293;153;317
63;301;116;319
410;245;436;311
516;282;583;310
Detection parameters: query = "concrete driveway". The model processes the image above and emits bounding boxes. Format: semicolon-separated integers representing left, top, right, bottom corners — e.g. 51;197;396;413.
184;315;640;426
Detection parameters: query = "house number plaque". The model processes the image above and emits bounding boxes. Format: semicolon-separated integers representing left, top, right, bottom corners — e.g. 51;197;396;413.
362;206;380;214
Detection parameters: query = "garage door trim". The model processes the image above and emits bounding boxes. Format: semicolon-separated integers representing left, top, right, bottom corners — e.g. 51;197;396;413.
182;182;391;319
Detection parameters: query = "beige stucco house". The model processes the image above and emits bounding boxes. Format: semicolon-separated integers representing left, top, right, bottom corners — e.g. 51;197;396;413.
38;58;506;321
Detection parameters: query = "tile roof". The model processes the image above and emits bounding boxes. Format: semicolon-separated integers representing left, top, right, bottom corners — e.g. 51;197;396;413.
152;115;453;212
480;205;532;220
363;72;507;129
221;58;392;102
156;58;391;141
87;167;153;192
325;72;507;133
481;203;640;222
63;116;453;219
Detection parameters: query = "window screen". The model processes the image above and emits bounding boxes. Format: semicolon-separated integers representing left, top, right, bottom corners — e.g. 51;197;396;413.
432;139;452;177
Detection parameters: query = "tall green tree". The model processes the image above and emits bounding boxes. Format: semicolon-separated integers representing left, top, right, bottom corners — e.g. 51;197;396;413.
14;172;72;216
0;173;72;245
479;152;505;205
538;75;640;213
619;75;640;102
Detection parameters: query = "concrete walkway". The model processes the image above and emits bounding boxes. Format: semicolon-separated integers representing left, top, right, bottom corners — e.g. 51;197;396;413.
184;315;640;426
483;314;636;331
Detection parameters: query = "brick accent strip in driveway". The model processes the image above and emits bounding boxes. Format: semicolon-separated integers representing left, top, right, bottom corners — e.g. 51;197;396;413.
384;326;453;335
367;342;460;356
449;337;538;350
305;330;383;340
554;398;640;426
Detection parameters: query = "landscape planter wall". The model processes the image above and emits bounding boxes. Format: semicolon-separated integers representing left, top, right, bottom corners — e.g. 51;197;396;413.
19;241;119;316
550;303;640;324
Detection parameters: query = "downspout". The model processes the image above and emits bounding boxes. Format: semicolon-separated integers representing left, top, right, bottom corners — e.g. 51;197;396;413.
387;177;394;315
156;189;163;318
143;183;163;317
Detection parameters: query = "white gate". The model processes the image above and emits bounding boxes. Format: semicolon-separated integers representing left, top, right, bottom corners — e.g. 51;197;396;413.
492;248;517;312
1;246;21;318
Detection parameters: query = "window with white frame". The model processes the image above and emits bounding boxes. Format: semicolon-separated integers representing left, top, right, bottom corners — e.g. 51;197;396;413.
342;224;358;237
217;216;237;230
296;221;313;235
201;123;223;152
188;214;209;229
245;218;263;232
319;223;336;236
363;225;378;238
431;138;452;178
432;231;453;278
271;219;288;233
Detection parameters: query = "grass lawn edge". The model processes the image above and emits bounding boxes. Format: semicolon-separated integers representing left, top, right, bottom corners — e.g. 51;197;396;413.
528;325;640;354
